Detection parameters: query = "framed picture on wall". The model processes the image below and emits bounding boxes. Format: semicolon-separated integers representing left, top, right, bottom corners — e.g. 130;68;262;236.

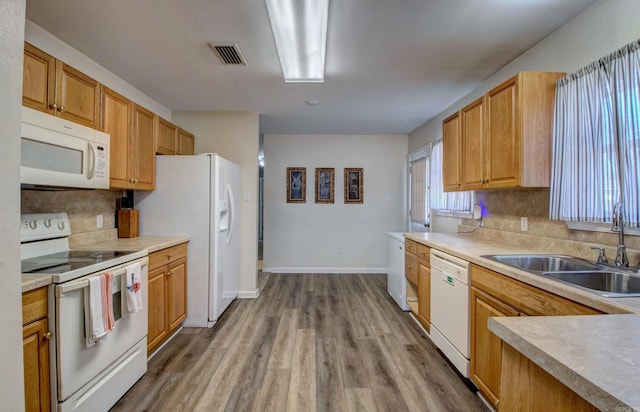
315;168;335;204
344;168;363;204
286;167;306;203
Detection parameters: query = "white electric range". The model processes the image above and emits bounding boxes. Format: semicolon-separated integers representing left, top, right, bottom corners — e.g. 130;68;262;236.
21;212;149;412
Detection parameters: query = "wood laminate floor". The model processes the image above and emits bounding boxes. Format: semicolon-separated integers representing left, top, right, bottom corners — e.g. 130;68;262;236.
112;273;489;412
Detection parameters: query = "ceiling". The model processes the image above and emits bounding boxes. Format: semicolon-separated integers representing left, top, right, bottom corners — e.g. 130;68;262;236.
26;0;598;135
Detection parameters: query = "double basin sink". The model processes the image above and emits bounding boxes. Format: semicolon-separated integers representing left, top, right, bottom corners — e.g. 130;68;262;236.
481;254;640;297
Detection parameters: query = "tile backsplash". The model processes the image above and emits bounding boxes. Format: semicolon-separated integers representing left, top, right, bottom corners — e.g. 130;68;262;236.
463;188;639;265
22;189;120;247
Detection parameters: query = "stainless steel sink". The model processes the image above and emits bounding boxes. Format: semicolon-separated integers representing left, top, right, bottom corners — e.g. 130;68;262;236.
543;271;640;297
482;253;640;297
481;254;599;273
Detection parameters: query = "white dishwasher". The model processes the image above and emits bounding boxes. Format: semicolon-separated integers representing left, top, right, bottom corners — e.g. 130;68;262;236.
430;249;471;377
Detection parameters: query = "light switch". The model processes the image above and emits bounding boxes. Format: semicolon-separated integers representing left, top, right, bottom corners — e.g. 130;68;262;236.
385;194;391;201
243;192;250;201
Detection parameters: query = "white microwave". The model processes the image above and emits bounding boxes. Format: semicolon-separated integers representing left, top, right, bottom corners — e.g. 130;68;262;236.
21;107;110;189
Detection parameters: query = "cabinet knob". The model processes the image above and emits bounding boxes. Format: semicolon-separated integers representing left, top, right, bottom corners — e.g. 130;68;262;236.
167;270;173;276
50;103;58;110
58;105;65;112
44;331;53;340
167;253;172;259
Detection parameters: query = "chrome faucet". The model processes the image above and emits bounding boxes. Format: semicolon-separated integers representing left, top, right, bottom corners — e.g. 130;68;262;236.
611;202;629;267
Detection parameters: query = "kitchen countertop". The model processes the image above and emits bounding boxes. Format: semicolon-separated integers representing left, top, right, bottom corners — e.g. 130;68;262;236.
404;232;640;314
77;236;190;254
406;232;640;411
489;314;640;411
21;236;190;293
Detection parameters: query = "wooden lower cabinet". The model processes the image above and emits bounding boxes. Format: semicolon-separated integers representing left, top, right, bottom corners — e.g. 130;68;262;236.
469;264;603;408
22;287;51;412
404;239;431;331
470;286;520;408
417;260;430;330
147;243;188;355
500;343;598;412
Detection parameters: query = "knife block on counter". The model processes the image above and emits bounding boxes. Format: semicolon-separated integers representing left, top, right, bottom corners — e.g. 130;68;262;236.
118;209;139;238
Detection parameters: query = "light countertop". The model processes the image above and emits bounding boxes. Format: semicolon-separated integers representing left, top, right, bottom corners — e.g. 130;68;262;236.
21;236;190;292
406;232;640;411
404;232;640;314
489;314;640;412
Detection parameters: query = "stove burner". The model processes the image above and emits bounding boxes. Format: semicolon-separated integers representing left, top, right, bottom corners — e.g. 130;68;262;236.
22;250;136;274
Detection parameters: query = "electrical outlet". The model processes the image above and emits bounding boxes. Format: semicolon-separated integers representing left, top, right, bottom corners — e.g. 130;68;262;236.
337;246;343;254
96;214;103;228
521;217;528;232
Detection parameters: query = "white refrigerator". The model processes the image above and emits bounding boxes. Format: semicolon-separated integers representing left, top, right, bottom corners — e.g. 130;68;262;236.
135;154;240;327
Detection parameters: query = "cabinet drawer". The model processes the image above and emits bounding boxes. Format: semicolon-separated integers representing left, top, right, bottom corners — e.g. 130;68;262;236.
22;287;48;326
149;243;188;270
417;244;430;263
405;239;418;255
471;264;602;316
405;252;418;286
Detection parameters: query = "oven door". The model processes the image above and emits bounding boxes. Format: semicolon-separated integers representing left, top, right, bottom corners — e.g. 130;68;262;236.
54;257;148;405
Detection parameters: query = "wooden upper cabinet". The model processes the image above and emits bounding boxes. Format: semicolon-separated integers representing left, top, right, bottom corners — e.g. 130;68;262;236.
23;43;56;113
442;71;564;191
460;97;485;191
177;128;195;155
155;116;178;155
101;86;133;189
442;112;461;192
22;42;101;128
56;62;101;128
131;105;156;190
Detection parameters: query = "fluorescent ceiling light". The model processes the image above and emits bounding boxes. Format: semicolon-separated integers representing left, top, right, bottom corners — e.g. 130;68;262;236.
265;0;329;83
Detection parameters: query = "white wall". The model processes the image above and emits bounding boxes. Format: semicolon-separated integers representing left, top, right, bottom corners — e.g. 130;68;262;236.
263;134;407;273
172;111;260;296
0;0;26;409
409;0;640;151
25;21;171;119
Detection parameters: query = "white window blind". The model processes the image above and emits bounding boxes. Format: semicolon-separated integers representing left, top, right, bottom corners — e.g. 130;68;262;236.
410;156;428;225
550;39;640;227
430;141;472;213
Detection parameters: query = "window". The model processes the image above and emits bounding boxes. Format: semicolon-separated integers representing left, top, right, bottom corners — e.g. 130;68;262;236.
430;140;473;216
550;39;640;228
409;149;429;231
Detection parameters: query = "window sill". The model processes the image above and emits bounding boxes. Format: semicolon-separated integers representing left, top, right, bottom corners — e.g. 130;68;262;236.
434;210;473;219
565;221;640;236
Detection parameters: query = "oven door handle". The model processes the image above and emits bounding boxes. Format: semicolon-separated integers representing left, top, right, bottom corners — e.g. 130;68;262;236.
56;260;148;296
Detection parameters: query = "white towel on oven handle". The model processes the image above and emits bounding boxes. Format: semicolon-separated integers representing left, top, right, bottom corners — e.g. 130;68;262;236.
125;262;143;313
85;272;115;347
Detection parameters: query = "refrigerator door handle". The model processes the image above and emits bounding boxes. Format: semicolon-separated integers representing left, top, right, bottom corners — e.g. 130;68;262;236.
226;183;234;246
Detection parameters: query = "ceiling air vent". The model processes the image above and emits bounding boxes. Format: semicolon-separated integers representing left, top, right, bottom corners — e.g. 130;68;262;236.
209;43;247;65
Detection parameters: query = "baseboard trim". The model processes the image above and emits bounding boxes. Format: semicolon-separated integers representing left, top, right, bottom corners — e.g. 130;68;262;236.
237;289;260;298
261;267;387;274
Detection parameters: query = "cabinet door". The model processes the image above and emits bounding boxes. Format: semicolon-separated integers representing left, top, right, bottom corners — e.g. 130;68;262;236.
177;128;195;155
486;77;519;188
101;86;132;189
155;116;178;155
470;286;520;408
460;97;485;190
22;43;56;114
442;112;461;192
23;318;50;412
417;261;430;331
131;104;156;190
55;61;101;128
167;257;187;332
405;252;418;286
147;266;168;354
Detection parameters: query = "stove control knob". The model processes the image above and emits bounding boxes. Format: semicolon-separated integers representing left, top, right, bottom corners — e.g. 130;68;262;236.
29;220;37;230
44;219;52;228
58;221;65;231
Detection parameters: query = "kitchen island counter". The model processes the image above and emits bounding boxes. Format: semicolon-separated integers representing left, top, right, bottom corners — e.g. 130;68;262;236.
489;314;640;412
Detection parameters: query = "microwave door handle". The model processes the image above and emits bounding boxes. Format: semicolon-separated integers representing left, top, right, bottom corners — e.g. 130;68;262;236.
87;141;96;180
